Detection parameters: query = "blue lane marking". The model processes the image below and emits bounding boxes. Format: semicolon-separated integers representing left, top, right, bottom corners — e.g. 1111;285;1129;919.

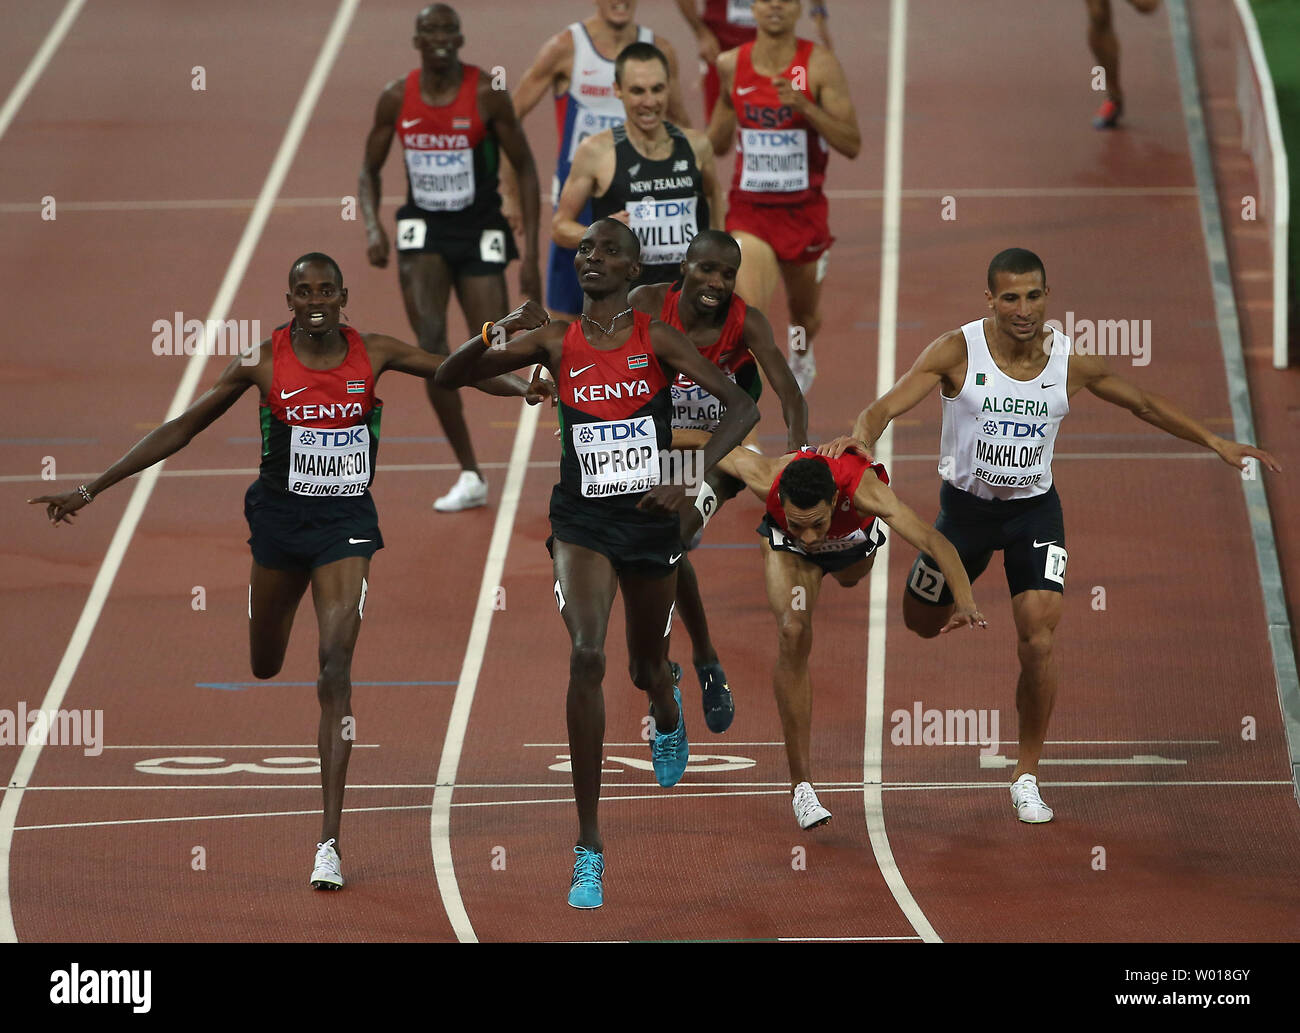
197;680;456;691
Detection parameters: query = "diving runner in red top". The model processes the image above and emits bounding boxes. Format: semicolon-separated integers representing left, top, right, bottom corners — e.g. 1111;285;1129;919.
671;431;985;831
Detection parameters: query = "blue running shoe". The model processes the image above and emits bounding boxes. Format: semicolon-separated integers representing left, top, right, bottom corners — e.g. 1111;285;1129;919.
696;662;734;733
651;686;689;787
648;662;684;740
568;846;604;909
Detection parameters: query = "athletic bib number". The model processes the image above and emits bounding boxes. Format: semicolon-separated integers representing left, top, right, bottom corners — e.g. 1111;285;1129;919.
572;417;660;498
480;228;506;263
727;0;757;27
739;128;809;193
396;217;427;250
626;196;699;265
404;148;475;211
909;557;946;603
288;425;370;496
671;375;730;431
1044;544;1067;586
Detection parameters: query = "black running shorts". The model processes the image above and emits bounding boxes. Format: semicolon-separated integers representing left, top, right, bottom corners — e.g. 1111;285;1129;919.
244;480;384;571
394;205;519;276
547;485;682;578
905;482;1066;606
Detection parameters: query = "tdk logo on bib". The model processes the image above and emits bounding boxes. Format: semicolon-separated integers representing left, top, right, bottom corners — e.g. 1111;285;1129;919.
578;418;649;443
982;420;1046;438
573;417;659;498
299;427;366;448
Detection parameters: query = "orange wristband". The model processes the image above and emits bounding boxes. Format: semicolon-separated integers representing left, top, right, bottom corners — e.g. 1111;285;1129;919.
481;321;494;346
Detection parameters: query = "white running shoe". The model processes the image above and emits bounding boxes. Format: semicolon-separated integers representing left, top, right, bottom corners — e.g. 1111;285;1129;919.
310;838;344;890
433;471;488;512
792;781;832;829
1009;773;1054;823
788;344;816;394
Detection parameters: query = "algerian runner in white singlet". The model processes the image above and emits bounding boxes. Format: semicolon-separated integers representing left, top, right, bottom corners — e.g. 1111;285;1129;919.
822;247;1278;827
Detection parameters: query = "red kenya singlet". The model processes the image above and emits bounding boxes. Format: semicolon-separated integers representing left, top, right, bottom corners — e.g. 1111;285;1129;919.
397;64;501;222
659;285;753;431
730;38;828;206
554;311;674;522
259;323;383;498
765;449;889;555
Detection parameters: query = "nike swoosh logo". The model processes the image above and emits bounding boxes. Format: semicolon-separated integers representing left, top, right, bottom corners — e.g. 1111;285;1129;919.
401;118;421;128
669;553;682;564
280;387;309;399
569;363;596;378
1033;539;1057;549
348;538;372;544
1041;383;1057;389
582;69;599;76
737;86;757;95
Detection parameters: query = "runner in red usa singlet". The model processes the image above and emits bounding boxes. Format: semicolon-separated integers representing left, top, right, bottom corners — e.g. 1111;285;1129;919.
433;219;759;911
707;0;860;394
30;252;543;895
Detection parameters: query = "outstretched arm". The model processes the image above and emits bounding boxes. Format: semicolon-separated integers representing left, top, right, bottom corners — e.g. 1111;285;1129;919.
29;354;258;524
671;428;779;502
369;333;547;400
1075;354;1280;473
854;472;987;632
823;329;964;458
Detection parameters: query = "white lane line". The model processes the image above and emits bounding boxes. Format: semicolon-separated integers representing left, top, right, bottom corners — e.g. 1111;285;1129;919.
0;0;361;945
863;0;940;947
0;0;86;143
429;399;540;944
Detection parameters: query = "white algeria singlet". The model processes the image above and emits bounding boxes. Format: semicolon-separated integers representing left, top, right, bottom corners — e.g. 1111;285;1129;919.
939;318;1070;501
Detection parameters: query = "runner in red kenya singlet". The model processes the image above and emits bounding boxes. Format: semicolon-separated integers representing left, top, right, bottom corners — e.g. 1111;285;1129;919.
707;0;859;394
361;3;542;513
30;254;546;892
435;219;758;910
629;229;807;734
